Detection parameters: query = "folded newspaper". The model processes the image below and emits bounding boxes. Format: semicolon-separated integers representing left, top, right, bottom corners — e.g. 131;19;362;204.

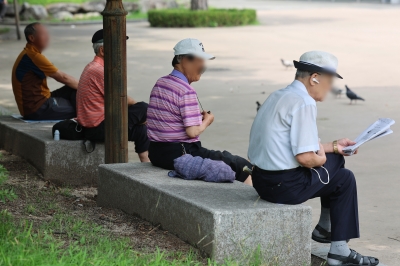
342;118;395;155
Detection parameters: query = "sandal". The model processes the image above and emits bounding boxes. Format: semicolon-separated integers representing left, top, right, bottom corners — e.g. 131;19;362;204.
312;224;331;243
328;249;379;266
312;225;350;244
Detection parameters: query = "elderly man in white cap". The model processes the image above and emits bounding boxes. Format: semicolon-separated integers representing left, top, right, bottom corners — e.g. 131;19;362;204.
248;51;379;266
147;38;253;184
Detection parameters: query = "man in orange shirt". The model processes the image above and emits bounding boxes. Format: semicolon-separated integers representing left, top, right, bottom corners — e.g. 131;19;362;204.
76;29;149;162
11;23;79;120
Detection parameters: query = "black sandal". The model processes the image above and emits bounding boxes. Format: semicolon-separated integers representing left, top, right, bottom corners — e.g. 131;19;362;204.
312;224;331;243
312;225;350;243
327;249;379;266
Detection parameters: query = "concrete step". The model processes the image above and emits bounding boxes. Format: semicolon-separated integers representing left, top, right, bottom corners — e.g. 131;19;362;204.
97;162;312;265
0;116;103;186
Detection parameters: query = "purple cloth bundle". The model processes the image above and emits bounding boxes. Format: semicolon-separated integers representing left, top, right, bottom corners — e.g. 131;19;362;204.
168;154;235;183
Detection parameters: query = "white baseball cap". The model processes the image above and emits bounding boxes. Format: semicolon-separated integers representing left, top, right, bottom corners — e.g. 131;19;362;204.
173;38;215;60
293;51;342;79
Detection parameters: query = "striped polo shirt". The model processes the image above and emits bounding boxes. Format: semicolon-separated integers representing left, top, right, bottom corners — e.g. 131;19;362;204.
76;56;105;128
147;70;202;143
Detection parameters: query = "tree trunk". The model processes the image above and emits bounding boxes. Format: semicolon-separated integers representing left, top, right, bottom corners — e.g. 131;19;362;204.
191;0;208;10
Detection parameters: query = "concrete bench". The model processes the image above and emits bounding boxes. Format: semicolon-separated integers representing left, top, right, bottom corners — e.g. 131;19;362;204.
97;163;312;265
0;116;103;186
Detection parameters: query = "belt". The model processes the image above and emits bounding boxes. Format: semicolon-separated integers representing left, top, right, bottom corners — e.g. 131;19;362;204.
254;166;302;174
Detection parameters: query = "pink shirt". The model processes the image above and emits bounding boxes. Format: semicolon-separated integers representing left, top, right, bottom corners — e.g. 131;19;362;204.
76;56;104;128
147;71;202;143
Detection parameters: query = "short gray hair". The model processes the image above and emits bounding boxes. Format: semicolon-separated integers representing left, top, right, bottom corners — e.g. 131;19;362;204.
93;42;103;55
295;70;312;79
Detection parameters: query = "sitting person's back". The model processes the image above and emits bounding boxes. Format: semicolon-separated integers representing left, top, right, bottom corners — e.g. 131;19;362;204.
76;29;150;162
11;22;79;120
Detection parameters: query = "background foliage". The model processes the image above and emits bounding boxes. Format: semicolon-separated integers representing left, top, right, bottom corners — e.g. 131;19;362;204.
148;9;257;27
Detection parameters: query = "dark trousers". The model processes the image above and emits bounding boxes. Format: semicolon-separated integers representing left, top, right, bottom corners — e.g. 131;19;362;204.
253;153;359;241
23;86;76;120
148;141;253;182
84;102;150;154
0;3;6;19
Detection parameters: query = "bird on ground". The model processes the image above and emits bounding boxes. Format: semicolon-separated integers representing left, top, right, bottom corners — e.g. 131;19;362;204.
256;101;261;112
331;87;342;98
345;85;365;104
281;59;294;69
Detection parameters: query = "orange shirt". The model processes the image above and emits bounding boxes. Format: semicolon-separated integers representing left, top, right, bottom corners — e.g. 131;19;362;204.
76;56;105;128
11;43;58;116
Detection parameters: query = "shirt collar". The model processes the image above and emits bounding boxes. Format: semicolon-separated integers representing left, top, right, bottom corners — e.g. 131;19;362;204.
290;80;309;94
93;55;104;67
170;69;189;84
25;43;41;54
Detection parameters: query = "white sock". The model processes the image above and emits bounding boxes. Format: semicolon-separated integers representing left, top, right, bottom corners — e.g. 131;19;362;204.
328;241;355;265
313;207;331;237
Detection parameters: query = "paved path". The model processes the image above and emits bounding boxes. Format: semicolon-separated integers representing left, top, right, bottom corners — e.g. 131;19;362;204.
1;1;400;264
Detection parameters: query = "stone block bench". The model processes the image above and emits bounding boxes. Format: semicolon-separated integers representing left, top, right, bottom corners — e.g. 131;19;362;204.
97;163;312;265
0;116;103;186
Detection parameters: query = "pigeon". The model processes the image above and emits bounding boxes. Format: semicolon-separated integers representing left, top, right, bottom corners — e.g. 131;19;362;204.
345;85;365;104
331;87;342;98
256;101;261;112
281;59;294;69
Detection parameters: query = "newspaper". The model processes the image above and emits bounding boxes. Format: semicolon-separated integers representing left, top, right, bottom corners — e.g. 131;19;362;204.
342;118;395;155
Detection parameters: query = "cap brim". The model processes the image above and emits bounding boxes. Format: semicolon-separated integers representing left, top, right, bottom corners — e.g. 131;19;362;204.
193;52;215;60
293;60;343;79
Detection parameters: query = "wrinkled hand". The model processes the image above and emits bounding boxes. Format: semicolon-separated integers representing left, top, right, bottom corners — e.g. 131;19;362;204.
202;111;214;126
337;138;358;156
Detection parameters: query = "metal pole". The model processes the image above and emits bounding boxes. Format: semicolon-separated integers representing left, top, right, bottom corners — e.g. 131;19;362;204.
13;0;21;40
102;0;128;164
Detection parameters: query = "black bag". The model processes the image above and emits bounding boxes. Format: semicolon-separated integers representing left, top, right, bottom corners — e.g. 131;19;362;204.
52;119;84;140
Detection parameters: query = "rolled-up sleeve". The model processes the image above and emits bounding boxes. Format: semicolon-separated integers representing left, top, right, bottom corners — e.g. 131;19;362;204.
290;104;319;155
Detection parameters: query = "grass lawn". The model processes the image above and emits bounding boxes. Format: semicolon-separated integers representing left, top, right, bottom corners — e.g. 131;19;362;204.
0;152;325;266
0;27;10;35
0;156;203;266
22;0;138;5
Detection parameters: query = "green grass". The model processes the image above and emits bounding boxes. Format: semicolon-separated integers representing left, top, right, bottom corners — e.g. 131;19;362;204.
0;164;17;203
0;27;10;35
21;0;138;5
0;210;204;266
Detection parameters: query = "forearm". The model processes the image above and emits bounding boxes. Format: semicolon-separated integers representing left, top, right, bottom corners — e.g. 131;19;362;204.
64;76;79;90
185;122;209;139
322;142;334;153
52;72;78;89
296;152;326;168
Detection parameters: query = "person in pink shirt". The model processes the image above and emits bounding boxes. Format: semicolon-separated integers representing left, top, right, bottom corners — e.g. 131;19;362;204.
147;38;252;184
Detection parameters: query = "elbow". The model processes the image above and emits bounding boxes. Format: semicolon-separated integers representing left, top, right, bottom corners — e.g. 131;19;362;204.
186;131;199;139
185;128;200;139
296;153;325;168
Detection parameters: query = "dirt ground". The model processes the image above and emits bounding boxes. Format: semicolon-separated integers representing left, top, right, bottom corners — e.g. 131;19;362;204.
0;150;325;265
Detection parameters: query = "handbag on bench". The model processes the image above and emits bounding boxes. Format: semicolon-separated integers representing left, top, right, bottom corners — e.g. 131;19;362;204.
52;119;84;140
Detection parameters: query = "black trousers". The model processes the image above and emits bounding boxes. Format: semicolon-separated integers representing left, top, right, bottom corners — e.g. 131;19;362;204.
84;102;150;154
253;153;359;241
23;86;76;120
148;141;253;182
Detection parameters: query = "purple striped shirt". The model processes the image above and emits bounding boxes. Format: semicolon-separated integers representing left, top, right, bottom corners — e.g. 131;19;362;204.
147;70;202;143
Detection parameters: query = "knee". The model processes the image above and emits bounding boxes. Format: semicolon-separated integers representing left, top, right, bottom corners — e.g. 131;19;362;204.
342;168;356;186
136;101;148;109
